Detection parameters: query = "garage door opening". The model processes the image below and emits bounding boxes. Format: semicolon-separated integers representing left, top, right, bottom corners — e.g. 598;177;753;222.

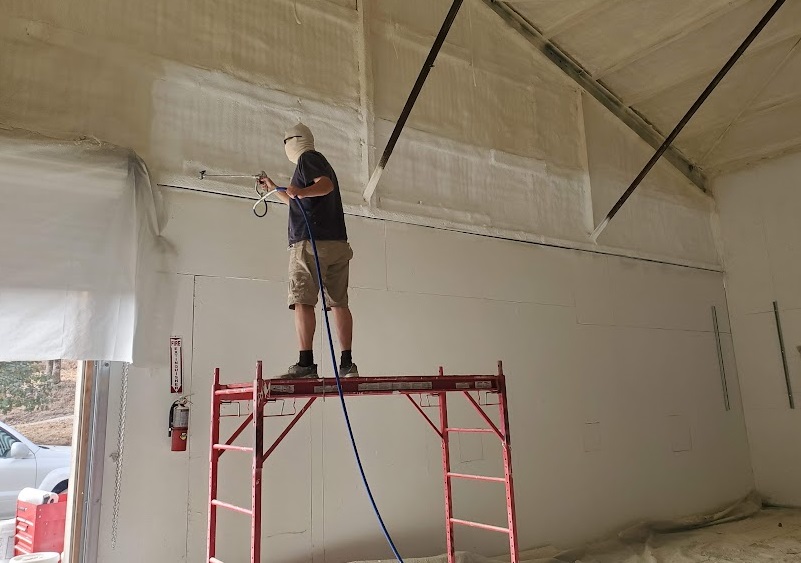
0;360;78;518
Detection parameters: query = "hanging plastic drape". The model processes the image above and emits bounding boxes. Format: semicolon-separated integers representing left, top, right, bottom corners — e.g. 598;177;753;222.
0;136;166;362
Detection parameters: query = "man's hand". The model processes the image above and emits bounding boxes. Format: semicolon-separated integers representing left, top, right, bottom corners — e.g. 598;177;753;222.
285;185;304;199
258;174;277;191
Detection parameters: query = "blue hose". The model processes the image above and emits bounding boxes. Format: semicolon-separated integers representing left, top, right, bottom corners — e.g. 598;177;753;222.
283;189;404;562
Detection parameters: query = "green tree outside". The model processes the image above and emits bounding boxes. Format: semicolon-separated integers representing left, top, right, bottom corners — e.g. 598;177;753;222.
0;362;55;414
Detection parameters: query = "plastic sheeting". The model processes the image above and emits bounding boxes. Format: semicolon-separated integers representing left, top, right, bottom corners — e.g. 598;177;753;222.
353;493;801;563
0;136;165;362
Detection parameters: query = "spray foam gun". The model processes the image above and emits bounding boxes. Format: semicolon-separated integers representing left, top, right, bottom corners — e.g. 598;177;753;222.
199;170;285;217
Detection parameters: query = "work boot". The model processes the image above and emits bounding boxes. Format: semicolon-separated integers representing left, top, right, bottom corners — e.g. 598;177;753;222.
339;363;359;378
277;363;318;379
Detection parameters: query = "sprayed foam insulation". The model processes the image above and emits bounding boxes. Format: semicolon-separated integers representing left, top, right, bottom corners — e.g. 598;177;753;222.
148;62;366;203
372;120;591;242
0;0;361;145
704;96;801;172
367;0;603;245
751;42;801;106
3;0;361;105
596;0;801;104
509;0;612;33
372;0;581;166
1;0;722;264
373;0;571;92
636;38;799;144
523;0;752;77
507;0;801;173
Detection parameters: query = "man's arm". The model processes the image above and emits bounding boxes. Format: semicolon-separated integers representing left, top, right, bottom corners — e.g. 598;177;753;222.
273;190;291;205
258;175;333;202
286;176;333;199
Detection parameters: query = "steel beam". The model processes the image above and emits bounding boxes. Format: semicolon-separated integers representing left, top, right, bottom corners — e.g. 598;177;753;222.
773;301;795;409
707;133;801;172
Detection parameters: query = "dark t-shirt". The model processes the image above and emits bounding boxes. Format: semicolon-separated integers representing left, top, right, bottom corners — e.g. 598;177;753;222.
288;151;348;245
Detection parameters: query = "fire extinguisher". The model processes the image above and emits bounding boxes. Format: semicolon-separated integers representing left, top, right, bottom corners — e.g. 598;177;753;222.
169;397;189;452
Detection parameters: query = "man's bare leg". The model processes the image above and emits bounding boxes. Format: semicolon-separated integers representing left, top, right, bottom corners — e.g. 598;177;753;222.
277;304;318;378
332;306;353;350
295;304;316;350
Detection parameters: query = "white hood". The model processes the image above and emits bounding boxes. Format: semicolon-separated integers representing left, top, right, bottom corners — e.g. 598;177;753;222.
284;123;315;164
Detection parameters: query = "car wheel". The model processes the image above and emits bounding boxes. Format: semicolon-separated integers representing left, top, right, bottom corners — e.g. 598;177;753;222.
52;481;68;494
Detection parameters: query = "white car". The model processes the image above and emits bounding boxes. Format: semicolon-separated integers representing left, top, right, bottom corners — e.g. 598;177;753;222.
0;420;71;519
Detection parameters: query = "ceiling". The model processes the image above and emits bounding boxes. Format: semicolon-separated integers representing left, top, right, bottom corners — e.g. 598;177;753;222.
494;0;801;178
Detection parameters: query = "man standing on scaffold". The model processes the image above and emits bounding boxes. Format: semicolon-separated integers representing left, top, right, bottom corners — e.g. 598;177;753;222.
259;123;359;379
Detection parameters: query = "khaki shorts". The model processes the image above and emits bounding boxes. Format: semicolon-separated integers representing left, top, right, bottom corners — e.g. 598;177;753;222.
288;240;353;310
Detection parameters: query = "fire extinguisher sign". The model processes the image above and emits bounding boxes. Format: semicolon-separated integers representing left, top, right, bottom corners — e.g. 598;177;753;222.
170;336;183;393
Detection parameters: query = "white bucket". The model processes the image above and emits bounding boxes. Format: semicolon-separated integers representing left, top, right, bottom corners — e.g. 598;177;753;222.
11;551;61;563
0;518;15;562
10;554;60;563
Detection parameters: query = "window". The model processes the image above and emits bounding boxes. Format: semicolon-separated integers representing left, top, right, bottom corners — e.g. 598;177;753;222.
0;427;18;458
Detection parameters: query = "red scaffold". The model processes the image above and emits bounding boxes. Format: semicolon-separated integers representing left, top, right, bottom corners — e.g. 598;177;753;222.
207;361;519;563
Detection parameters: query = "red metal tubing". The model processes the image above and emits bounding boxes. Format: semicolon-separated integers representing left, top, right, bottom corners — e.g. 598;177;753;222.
450;518;509;534
212;499;252;516
262;398;317;462
439;384;456;563
215;388;253;399
406;394;443;438
447;472;505;483
207;368;221;562
214;444;254;453
445;428;494;433
220;375;499;399
266;374;498;383
462;391;504;440
262;375;500;399
219;382;253;389
498;363;520;563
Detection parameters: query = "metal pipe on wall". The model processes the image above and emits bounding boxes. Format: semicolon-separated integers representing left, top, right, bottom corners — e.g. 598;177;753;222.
773;301;795;409
712;306;730;411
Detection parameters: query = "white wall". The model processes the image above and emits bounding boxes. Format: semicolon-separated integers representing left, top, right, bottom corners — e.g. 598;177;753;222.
1;0;717;266
94;188;752;562
714;152;801;506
